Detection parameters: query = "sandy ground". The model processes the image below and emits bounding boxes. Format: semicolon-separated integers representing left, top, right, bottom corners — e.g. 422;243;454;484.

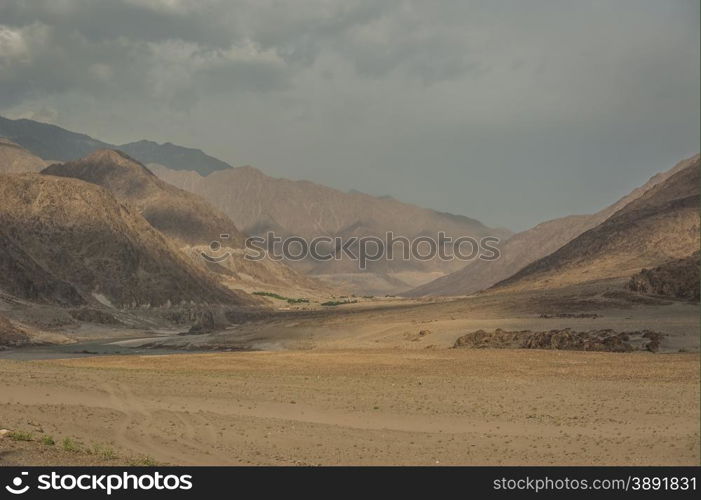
1;349;698;466
126;294;700;353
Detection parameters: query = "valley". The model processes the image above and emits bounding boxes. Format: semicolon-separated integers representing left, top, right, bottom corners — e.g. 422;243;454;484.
0;116;698;467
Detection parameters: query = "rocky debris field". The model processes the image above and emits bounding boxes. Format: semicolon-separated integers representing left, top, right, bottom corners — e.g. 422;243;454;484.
453;328;665;352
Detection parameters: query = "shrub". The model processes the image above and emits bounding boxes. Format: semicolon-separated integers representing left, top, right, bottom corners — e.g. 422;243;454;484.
62;437;80;452
8;430;33;441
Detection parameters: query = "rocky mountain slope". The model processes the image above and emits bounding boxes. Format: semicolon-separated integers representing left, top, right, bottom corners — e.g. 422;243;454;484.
1;116;510;295
42;150;327;296
494;156;699;291
43;150;246;247
0;173;252;308
628;251;700;302
149;163;511;293
407;154;699;296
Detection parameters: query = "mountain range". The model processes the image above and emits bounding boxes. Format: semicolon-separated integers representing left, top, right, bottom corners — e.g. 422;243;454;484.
41;149;326;296
0;115;230;175
0;115;511;295
1;115;698;301
149;163;512;293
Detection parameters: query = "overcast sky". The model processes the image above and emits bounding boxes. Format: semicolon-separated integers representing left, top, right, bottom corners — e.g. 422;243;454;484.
1;0;698;230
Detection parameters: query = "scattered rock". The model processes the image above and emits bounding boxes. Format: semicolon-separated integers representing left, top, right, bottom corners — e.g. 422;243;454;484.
453;328;667;353
627;251;700;302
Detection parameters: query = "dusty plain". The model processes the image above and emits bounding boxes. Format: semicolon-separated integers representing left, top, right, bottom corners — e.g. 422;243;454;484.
1;283;699;466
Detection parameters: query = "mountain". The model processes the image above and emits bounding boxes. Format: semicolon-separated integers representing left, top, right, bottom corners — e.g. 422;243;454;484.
149;163;512;293
0;116;510;294
42;150;246;247
0;138;47;174
41;150;327;296
117;140;231;175
0;115;230;175
0;173;251;308
494;156;699;291
407;154;699;296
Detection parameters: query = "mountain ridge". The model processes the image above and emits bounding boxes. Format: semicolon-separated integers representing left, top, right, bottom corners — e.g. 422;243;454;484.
0;115;231;175
493;157;700;291
0;173;253;308
406;154;700;297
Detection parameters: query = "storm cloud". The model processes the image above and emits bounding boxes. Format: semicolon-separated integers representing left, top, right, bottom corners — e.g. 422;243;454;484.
1;0;698;230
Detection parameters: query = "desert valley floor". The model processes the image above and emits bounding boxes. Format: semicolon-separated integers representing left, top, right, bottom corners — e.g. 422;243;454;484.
1;285;698;466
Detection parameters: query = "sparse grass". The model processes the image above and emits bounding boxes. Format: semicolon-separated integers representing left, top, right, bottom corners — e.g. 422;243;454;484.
61;437;80;452
88;443;117;460
3;428;154;464
253;291;309;304
8;430;33;441
321;300;358;307
128;455;158;466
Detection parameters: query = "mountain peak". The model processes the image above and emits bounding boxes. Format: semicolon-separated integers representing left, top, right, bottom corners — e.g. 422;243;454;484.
84;148;144;166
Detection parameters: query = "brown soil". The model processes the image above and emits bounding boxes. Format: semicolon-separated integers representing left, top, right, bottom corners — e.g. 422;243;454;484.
0;349;698;466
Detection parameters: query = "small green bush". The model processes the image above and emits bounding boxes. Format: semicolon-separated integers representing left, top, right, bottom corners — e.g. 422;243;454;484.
8;430;33;441
62;437;80;452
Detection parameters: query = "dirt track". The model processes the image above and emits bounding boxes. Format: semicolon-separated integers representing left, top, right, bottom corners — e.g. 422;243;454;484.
1;349;698;465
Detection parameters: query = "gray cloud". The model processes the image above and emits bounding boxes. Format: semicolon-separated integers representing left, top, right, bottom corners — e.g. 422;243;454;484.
0;0;698;230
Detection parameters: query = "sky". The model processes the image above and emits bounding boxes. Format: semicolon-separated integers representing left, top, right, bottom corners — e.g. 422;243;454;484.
0;0;698;231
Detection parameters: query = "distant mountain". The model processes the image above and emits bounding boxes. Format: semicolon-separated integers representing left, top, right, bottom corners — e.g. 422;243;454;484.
0;138;47;174
494;156;700;291
117;140;231;175
0;173;252;308
0;115;230;175
149;163;512;294
406;154;699;296
42;150;328;295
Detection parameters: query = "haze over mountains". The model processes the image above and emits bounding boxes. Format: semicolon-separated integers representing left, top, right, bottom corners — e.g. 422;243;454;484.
40;149;327;297
0;116;230;175
0;115;698;301
495;155;700;292
0;116;512;295
407;154;700;297
150;163;512;293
